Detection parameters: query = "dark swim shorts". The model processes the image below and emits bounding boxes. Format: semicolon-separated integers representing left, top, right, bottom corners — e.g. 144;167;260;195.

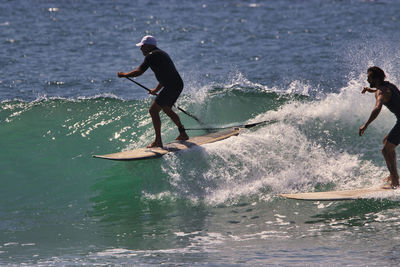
155;82;183;108
387;120;400;145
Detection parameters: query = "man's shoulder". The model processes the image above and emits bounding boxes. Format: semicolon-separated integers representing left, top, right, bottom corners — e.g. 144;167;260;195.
377;82;394;90
146;49;168;61
376;83;396;103
380;82;400;96
386;81;399;90
148;48;167;57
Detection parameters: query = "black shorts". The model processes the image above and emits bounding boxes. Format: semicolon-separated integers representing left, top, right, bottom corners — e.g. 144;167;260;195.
387;119;400;145
155;81;183;108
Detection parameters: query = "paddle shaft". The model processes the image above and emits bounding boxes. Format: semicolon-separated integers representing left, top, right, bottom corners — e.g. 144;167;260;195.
125;77;202;123
185;119;276;131
126;77;152;93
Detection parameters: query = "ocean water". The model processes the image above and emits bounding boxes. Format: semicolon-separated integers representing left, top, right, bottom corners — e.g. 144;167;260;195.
2;0;400;265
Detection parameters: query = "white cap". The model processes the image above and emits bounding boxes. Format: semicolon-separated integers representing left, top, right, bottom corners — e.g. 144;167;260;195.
136;35;157;47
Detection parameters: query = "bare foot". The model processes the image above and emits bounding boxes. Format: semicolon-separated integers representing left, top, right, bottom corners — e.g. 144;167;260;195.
390;175;400;188
146;141;163;148
381;184;399;189
382;175;391;183
381;175;399;189
175;132;189;141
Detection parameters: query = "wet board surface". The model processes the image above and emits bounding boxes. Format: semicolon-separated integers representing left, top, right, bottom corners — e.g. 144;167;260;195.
280;188;398;201
93;127;241;161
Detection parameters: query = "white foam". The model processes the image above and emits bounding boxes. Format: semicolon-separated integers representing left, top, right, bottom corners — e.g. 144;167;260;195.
161;74;395;205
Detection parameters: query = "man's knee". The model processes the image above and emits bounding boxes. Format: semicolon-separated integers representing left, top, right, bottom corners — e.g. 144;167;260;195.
382;147;389;157
383;135;389;144
161;106;175;117
149;103;161;115
382;141;397;156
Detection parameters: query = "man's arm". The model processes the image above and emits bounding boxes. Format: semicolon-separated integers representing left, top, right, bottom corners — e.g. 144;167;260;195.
359;91;384;136
362;87;377;94
118;67;144;78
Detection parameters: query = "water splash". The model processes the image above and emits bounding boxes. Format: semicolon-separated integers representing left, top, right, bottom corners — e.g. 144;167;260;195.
157;75;394;205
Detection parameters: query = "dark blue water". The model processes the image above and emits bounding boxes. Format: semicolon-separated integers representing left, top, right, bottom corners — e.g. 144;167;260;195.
2;0;400;265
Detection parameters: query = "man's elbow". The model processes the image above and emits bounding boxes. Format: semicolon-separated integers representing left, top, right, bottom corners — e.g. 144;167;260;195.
373;106;382;114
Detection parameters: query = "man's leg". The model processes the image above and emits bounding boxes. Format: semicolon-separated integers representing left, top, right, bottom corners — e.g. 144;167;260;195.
382;139;400;187
161;106;189;141
148;102;163;148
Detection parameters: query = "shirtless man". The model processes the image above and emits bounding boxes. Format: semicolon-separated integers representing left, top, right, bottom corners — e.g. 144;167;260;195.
359;66;400;188
118;35;189;148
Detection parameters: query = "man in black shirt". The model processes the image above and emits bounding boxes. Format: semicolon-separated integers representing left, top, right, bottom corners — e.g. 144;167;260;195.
359;66;400;188
118;35;189;148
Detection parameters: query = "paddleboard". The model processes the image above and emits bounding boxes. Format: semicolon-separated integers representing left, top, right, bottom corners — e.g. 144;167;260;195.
93;127;241;161
280;187;398;201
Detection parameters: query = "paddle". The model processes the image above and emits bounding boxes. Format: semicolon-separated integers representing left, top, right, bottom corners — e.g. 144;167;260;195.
125;77;203;124
184;119;276;131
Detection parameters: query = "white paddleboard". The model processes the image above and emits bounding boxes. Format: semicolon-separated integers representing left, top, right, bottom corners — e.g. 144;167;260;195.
280;187;398;201
93;127;241;161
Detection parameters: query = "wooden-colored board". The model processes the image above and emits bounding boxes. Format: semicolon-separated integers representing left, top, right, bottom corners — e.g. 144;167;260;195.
280;188;398;201
93;127;241;161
